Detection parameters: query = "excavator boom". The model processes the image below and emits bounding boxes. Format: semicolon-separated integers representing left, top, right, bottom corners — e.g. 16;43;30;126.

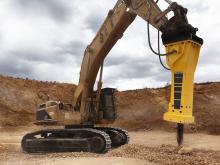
72;0;170;124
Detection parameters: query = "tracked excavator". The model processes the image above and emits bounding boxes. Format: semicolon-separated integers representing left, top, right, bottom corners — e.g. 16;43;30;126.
22;0;203;153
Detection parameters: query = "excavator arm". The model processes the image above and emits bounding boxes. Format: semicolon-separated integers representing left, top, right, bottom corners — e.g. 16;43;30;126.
73;0;169;123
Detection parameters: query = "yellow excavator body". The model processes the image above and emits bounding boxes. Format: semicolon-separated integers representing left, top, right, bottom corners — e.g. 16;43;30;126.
21;0;203;153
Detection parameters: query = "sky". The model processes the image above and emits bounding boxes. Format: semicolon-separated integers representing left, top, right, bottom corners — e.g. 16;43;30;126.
0;0;219;90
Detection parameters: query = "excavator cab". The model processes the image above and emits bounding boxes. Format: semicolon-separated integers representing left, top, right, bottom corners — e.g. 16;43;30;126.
35;88;117;126
35;101;79;126
36;101;59;124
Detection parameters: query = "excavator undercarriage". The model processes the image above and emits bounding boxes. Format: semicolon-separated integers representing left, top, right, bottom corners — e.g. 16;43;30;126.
22;127;129;153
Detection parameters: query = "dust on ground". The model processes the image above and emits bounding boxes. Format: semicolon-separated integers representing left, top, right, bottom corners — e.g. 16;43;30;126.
0;128;219;165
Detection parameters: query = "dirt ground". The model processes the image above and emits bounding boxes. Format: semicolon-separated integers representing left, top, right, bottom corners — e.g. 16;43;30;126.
0;127;219;165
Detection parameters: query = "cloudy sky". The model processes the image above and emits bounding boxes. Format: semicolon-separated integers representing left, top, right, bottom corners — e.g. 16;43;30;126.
0;0;219;90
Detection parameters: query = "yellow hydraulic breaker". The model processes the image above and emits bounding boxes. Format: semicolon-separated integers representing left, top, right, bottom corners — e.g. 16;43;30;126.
162;37;203;146
163;40;202;124
158;1;204;145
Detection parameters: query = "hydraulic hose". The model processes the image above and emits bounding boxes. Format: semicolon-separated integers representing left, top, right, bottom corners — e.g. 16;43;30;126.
157;30;170;70
147;21;175;56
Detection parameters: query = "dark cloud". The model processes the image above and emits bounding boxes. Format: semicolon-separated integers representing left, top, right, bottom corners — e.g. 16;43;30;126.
9;49;66;64
13;0;73;22
102;51;172;86
123;59;155;78
60;40;85;57
0;40;87;79
105;56;127;67
85;13;103;33
104;55;158;79
153;69;170;82
57;40;87;66
0;55;34;78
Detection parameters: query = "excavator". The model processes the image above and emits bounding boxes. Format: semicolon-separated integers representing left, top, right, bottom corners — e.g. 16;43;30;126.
22;0;203;153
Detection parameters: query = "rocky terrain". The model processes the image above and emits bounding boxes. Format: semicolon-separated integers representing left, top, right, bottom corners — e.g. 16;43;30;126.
0;75;219;134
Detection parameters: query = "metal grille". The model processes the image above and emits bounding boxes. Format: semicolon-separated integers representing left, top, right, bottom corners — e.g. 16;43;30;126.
174;72;183;109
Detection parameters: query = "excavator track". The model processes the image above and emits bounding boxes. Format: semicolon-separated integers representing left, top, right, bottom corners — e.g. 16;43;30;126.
21;128;111;153
65;126;130;147
95;127;129;147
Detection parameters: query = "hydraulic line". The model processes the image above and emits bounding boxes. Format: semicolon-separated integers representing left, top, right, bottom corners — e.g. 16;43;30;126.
157;30;170;70
147;21;172;70
147;21;175;56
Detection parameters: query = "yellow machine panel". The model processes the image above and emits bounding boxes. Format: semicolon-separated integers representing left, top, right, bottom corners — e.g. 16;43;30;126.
163;40;202;123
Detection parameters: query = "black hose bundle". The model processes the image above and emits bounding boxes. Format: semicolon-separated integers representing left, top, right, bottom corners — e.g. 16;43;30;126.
147;21;172;70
